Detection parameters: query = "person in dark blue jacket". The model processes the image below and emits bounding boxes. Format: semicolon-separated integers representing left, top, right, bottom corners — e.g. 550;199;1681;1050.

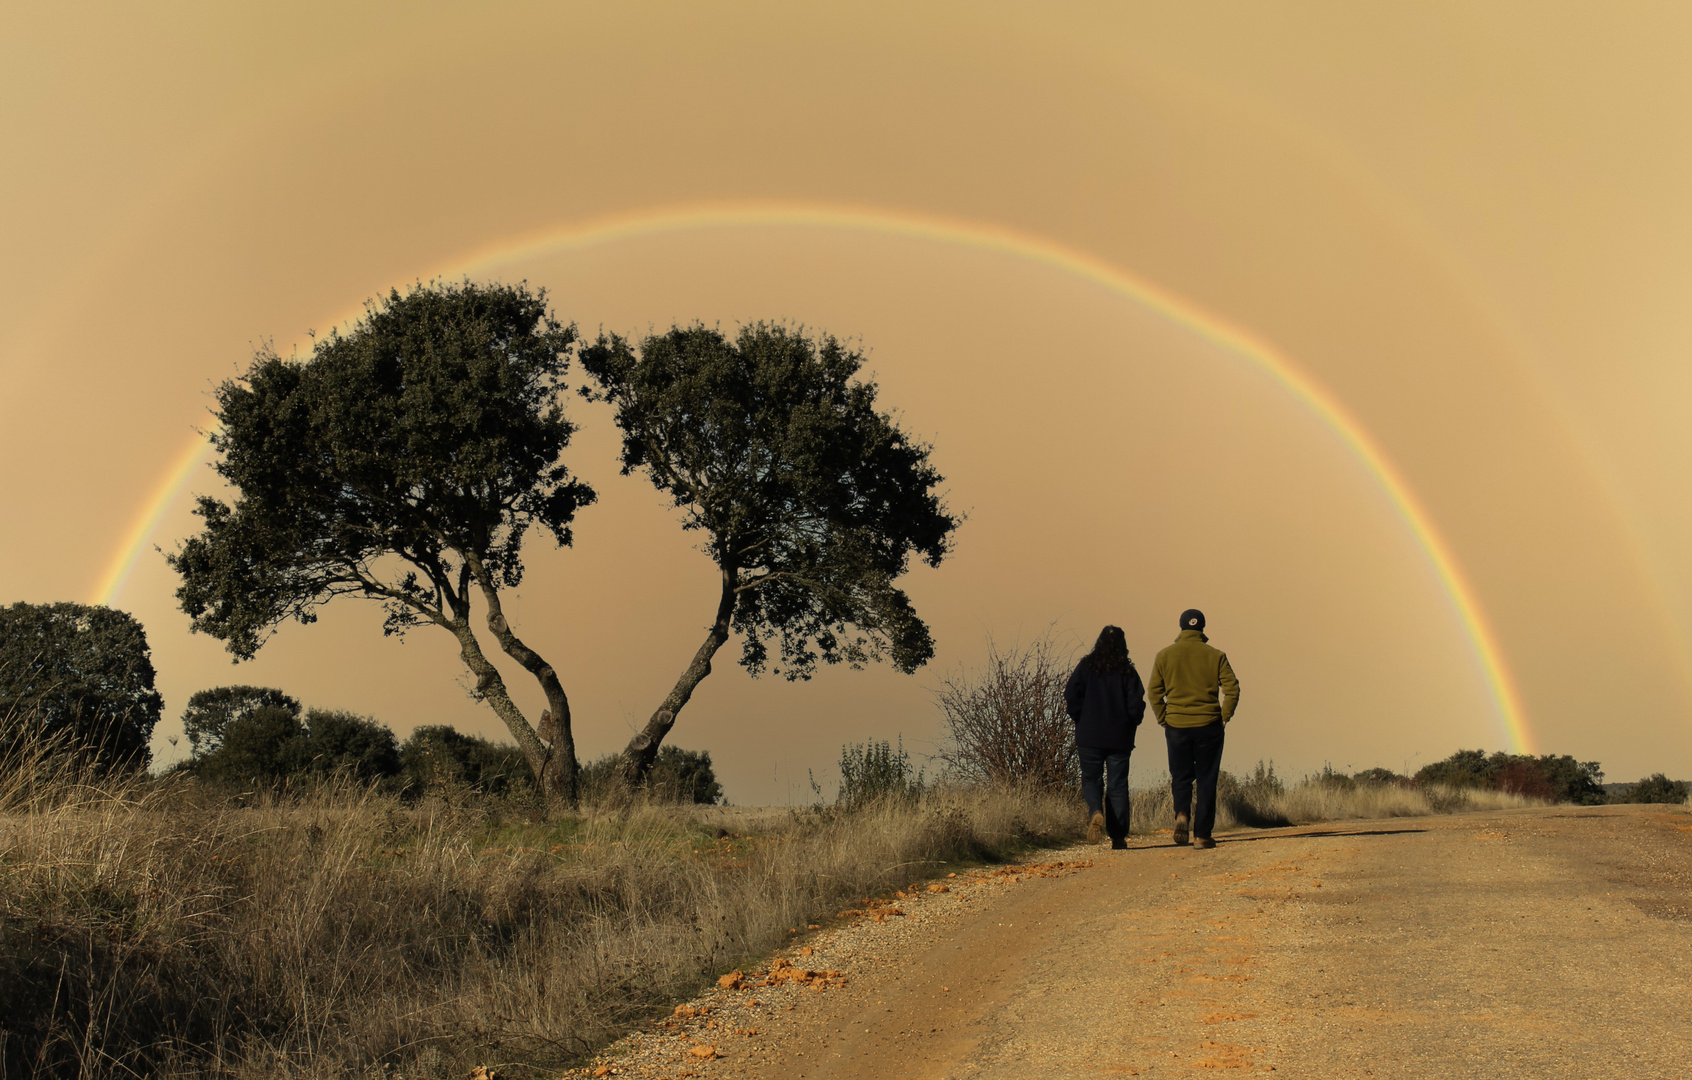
1064;625;1146;849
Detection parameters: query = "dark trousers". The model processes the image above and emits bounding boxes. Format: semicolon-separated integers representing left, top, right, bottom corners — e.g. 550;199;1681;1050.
1165;721;1225;839
1077;746;1132;842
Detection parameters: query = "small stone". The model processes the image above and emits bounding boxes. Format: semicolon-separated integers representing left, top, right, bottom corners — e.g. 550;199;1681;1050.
689;1045;717;1060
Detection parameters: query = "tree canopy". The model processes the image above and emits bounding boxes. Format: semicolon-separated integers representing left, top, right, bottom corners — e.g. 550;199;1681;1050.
191;706;400;788
180;685;301;756
0;601;162;770
169;280;594;806
579;322;959;783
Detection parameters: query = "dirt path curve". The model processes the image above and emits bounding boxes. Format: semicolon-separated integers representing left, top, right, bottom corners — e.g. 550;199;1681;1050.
591;804;1692;1079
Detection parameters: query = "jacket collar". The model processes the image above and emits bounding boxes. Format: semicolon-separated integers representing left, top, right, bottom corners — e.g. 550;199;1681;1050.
1176;629;1209;644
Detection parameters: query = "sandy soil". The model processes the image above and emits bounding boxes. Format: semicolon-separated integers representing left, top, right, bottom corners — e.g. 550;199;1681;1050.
578;803;1692;1079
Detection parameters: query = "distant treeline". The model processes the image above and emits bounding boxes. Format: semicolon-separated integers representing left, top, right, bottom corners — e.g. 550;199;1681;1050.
166;685;723;804
1320;749;1686;806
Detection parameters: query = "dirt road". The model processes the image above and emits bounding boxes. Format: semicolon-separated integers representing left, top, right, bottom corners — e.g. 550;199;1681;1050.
594;804;1692;1079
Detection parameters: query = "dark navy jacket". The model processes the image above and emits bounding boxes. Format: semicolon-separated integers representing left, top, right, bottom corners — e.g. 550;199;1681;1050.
1064;660;1147;751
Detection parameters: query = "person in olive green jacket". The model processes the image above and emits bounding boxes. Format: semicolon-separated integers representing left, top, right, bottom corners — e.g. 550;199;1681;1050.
1148;608;1239;849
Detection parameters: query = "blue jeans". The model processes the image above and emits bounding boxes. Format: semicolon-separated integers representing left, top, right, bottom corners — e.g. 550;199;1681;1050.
1077;746;1132;842
1165;721;1225;839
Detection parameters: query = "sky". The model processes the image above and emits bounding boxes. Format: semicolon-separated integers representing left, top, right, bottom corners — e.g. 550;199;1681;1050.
3;2;1690;801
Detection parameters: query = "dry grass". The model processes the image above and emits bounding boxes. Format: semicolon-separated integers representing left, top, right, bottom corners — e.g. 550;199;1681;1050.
1;734;1563;1080
1128;768;1543;835
0;752;1081;1080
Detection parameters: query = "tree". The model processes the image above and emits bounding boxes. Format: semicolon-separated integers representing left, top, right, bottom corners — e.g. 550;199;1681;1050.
578;323;959;786
0;601;162;770
180;685;301;756
169;281;595;807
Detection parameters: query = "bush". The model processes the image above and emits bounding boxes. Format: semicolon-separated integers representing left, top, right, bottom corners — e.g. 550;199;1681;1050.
193;704;307;785
934;633;1077;790
1413;749;1605;805
0;602;162;771
180;685;300;755
837;737;925;809
193;706;400;788
577;744;722;804
1619;773;1691;804
300;709;401;781
399;725;532;796
1414;748;1491;790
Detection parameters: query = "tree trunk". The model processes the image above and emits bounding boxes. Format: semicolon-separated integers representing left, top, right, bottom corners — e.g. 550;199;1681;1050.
447;616;573;809
619;566;737;788
461;555;580;808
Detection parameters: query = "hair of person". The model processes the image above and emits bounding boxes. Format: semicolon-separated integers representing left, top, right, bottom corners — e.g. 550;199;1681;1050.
1085;625;1130;674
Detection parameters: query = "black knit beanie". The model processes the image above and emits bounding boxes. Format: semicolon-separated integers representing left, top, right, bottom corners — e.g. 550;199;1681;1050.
1179;608;1206;632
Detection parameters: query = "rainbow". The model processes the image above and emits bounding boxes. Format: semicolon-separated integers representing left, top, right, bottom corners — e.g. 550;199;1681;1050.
92;199;1532;753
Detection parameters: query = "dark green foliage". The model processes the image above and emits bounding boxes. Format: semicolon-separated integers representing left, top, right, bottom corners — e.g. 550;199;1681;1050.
170;281;592;656
0;601;162;770
1619;773;1690;804
180;685;301;756
578;745;723;804
399;725;532;795
836;737;924;809
1533;755;1608;805
1414;749;1606;805
166;280;594;804
300;709;401;780
193;706;400;787
579;322;959;681
194;705;307;785
649;745;724;804
1414;748;1491;790
1352;767;1406;785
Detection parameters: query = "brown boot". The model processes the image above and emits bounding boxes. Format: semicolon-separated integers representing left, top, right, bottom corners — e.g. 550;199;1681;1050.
1172;812;1190;846
1087;811;1106;844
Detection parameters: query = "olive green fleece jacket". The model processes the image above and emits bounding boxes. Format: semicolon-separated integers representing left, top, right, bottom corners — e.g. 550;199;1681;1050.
1149;629;1240;728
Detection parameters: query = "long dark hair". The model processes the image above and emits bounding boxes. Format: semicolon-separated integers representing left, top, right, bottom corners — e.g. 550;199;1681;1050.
1084;625;1130;674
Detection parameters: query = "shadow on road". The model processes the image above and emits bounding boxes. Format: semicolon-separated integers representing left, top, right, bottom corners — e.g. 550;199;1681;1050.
1215;827;1430;844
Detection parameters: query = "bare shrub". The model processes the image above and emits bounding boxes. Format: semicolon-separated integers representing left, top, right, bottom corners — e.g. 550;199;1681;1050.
935;633;1077;790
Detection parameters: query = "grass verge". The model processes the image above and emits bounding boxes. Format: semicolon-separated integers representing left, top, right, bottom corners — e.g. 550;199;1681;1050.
0;762;1079;1080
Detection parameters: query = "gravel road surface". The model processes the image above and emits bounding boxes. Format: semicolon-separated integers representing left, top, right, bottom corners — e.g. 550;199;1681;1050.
582;803;1692;1079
